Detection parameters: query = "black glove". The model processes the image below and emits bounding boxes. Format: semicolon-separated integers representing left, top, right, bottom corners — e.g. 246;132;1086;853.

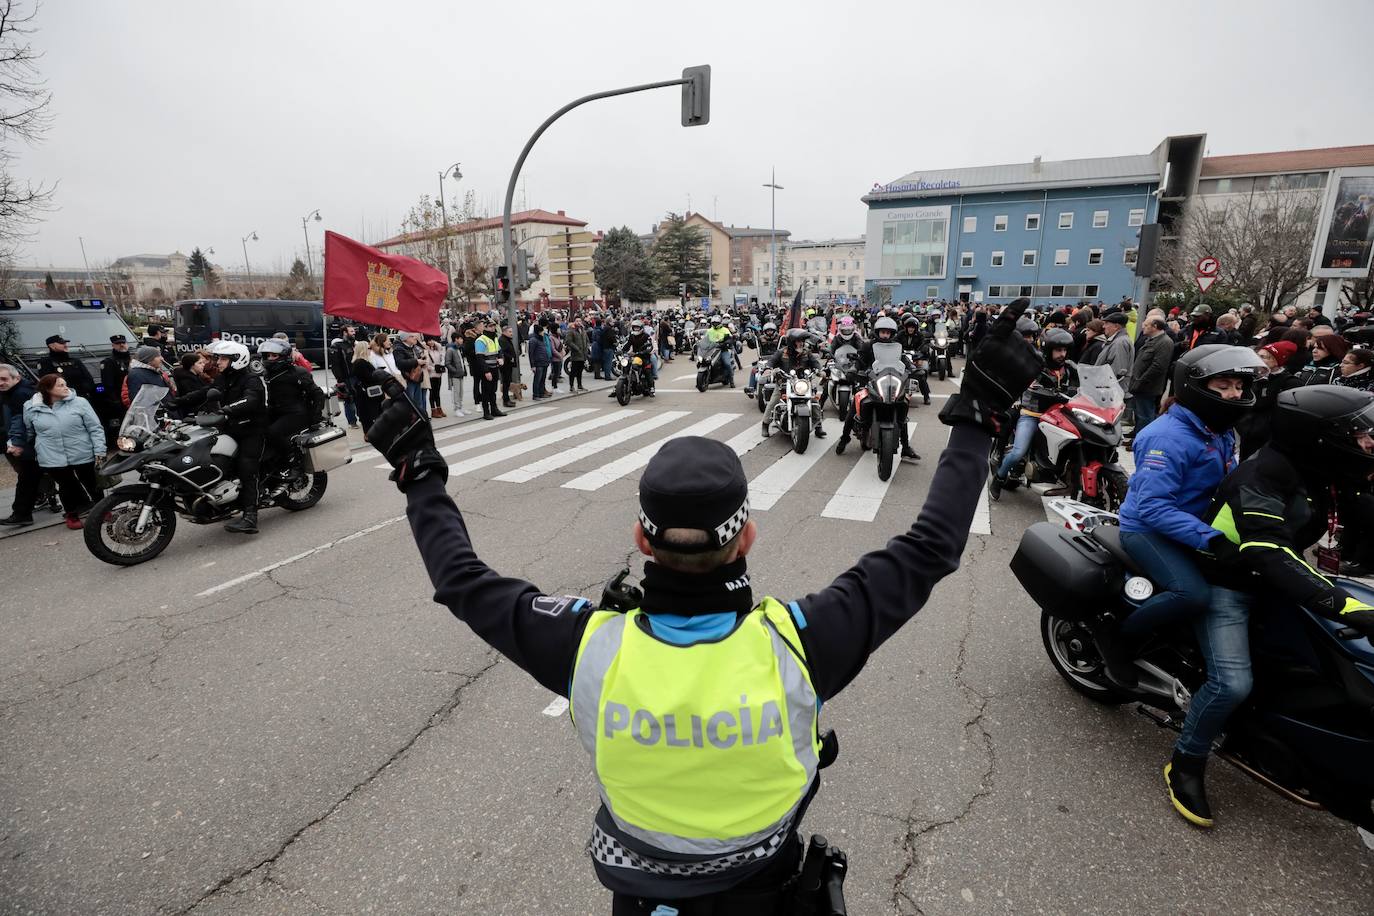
195;413;225;427
939;298;1042;435
367;369;447;492
1203;533;1242;565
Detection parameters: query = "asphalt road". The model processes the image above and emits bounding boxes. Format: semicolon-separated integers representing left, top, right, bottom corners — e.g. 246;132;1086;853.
2;355;1371;915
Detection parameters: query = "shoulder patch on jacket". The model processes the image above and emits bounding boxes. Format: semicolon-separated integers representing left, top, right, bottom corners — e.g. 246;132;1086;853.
531;595;587;618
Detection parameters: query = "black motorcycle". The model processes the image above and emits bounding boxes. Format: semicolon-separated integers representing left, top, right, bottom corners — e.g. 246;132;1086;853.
84;387;348;566
695;333;736;391
1012;498;1374;832
851;341;911;481
613;349;653;406
930;319;957;380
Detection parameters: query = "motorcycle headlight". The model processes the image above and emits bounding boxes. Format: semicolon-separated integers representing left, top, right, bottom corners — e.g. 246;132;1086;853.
935;335;947;347
1071;407;1111;427
876;377;901;400
116;435;140;452
792;379;810;396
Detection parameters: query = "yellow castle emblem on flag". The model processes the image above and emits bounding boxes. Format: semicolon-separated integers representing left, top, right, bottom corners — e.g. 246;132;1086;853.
366;261;403;313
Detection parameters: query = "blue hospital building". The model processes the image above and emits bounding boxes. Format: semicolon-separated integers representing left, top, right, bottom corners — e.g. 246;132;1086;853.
862;136;1205;307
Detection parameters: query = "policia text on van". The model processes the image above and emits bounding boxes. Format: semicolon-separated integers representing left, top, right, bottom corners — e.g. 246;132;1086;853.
365;302;1040;915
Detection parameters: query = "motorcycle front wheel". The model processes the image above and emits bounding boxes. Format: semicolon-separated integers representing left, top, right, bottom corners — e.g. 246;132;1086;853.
877;426;897;481
84;485;177;566
277;472;328;511
1040;609;1131;705
696;371;708;393
615;377;631;406
1102;468;1129;513
937;362;946;382
757;389;767;413
790;415;810;454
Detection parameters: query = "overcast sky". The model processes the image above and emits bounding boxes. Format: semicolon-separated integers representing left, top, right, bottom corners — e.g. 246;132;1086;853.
12;0;1374;275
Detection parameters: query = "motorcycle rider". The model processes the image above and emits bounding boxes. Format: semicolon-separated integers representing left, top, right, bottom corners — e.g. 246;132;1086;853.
828;315;863;355
762;328;825;439
202;340;269;535
1156;385;1374;828
625;321;656;396
1094;347;1268;690
745;322;781;396
257;338;324;474
705;316;735;387
897;314;933;406
834;317;918;460
986;328;1077;500
363;299;1042;915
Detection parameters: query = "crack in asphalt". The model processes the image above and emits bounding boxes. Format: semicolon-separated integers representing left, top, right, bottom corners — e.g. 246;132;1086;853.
889;538;998;913
166;651;501;916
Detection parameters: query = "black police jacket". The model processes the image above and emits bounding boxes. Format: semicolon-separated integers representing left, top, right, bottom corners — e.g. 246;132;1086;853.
212;367;267;431
265;363;324;420
37;351;96;397
100;352;130;408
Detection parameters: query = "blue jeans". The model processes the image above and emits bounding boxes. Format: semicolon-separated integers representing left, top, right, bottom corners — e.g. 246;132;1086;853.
1132;394;1159;433
405;380;427;412
341;379;358;425
533;365;548;398
1176;586;1253;757
995;414;1039;479
1120;530;1213;639
602;349;615;379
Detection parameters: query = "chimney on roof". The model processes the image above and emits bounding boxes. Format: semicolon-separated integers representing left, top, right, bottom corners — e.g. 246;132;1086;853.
1032;155;1042;173
557;209;565;216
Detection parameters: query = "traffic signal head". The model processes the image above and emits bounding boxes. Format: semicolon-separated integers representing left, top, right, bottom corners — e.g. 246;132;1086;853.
495;265;511;303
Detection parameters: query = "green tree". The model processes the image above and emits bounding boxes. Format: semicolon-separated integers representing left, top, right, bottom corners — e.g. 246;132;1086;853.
277;258;314;299
41;270;54;295
594;226;658;305
182;247;220;296
650;212;714;301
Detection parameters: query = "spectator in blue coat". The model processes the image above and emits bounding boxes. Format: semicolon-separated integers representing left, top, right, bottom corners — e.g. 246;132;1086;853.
22;374;106;530
528;324;552;399
1;364;41;526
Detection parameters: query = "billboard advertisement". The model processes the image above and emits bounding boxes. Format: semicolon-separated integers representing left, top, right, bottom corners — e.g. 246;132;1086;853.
1310;167;1374;279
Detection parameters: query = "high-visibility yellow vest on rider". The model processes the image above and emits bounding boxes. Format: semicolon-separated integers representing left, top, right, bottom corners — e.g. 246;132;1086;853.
570;597;821;855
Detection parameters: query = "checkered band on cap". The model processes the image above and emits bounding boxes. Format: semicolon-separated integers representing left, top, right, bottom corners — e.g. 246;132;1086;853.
712;497;750;546
587;824;788;877
637;509;660;537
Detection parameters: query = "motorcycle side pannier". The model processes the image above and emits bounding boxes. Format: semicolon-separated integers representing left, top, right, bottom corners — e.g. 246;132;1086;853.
1010;522;1124;620
294;425;351;474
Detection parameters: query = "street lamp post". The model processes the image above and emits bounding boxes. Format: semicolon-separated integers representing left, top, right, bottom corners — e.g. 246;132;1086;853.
240;231;258;295
437;162;462;306
502;66;710;388
763;170;783;305
300;209;322;279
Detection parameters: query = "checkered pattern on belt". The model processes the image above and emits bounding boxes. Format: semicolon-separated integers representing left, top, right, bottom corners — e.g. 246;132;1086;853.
587;825;788;876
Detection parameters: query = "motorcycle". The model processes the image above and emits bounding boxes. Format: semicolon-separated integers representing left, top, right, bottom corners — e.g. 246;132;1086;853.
752;354;778;413
990;363;1129;511
695;333;736;391
826;343;859;420
930;319;957;380
84;387;349;566
850;341;911;481
1011;497;1374;833
904;343;930;405
767;367;820;454
613;349;653;406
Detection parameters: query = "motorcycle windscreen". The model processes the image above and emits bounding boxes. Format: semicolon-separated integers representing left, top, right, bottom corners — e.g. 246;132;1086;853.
871;341;907;374
833;343;859;373
121;386;168;439
1070;363;1125;412
932;320;949;346
695;335;716;358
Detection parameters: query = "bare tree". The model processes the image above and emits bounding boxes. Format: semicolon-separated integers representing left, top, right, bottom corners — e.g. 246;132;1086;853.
0;1;52;260
1156;189;1321;313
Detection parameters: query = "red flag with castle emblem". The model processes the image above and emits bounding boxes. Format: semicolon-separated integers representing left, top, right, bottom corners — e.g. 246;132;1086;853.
322;231;447;336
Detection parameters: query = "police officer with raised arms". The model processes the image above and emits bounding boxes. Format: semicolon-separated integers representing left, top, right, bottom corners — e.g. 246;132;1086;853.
365;301;1041;913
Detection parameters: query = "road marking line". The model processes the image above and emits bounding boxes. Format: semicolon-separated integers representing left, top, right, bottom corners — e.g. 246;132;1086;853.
373;408;598;468
448;410;641;477
653;387;735;393
195;515;408;598
971;469;991;535
542;696;570;717
722;420;775;459
493;411;689;483
563;413;740;491
351;407;555;462
749;435;833;511
672;373;697;381
821;422;917;522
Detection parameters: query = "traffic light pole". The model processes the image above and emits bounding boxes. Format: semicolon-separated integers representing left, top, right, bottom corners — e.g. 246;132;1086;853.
501;68;710;389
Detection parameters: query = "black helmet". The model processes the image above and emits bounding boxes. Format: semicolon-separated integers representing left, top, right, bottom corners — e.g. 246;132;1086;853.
1172;344;1268;432
1041;327;1073;366
1271;386;1374;485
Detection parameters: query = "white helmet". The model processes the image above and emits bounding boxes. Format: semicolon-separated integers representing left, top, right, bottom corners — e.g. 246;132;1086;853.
207;340;251;370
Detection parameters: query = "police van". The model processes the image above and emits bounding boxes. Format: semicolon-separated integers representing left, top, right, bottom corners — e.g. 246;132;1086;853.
0;298;137;389
174;299;325;365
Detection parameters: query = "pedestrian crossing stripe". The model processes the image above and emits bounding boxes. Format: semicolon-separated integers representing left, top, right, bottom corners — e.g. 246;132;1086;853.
347;406;1132;525
351;407;556;462
563;413;740;491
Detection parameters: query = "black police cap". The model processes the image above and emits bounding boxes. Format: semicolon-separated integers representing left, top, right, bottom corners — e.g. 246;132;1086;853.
109;334;127;343
638;437;749;553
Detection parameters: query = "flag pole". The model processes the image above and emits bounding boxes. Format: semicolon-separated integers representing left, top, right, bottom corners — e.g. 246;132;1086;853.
320;246;333;420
